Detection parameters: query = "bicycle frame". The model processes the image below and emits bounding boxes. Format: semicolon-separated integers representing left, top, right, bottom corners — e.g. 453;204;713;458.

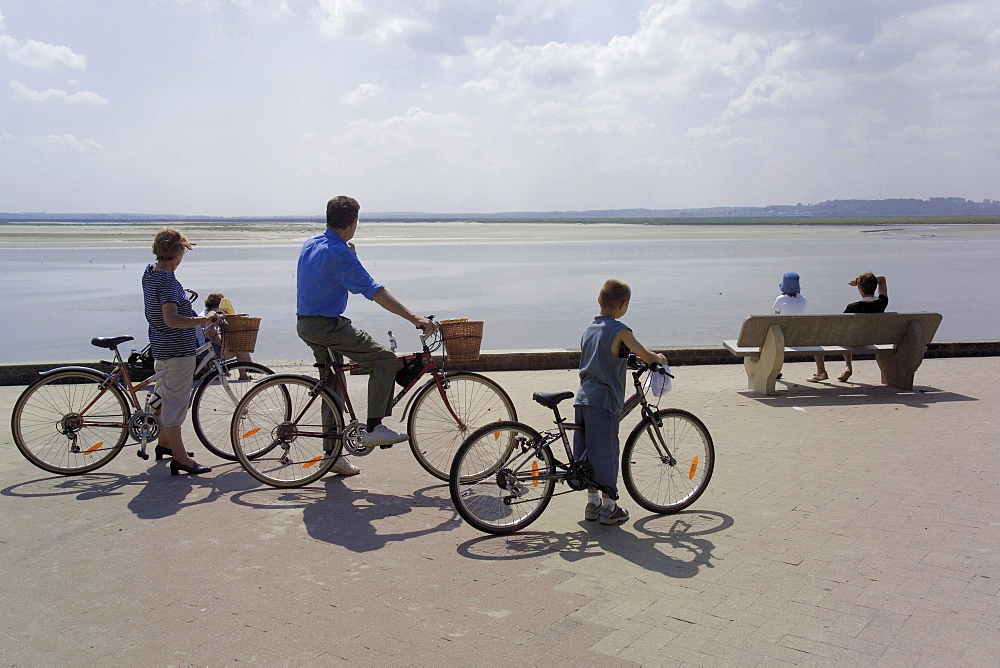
503;361;676;498
313;328;467;433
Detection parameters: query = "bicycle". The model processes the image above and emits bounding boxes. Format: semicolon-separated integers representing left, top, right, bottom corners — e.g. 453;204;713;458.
229;316;516;488
11;320;272;475
448;356;715;535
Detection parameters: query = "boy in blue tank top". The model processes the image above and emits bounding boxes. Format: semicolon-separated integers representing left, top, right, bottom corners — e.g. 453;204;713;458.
574;279;668;525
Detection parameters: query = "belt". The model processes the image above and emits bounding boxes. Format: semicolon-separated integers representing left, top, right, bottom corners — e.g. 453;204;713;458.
297;314;342;321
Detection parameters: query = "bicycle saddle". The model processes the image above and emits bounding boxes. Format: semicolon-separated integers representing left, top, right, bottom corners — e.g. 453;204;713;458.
91;335;134;349
532;391;574;409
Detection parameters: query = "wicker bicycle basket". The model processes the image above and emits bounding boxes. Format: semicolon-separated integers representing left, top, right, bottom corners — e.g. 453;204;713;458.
439;319;484;362
221;315;262;354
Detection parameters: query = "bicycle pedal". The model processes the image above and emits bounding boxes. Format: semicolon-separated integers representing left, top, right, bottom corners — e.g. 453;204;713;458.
136;451;149;460
378;444;395;450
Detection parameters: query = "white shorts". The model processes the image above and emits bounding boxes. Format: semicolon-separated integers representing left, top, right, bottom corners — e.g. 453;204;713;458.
153;356;196;427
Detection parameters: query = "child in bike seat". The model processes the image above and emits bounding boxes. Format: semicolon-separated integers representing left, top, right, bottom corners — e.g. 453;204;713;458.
574;279;668;525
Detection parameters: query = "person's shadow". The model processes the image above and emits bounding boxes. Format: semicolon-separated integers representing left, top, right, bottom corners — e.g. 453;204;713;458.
456;509;732;579
230;478;462;552
126;460;260;519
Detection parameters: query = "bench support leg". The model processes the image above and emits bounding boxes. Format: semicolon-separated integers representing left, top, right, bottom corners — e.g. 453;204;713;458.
876;320;926;390
745;324;785;395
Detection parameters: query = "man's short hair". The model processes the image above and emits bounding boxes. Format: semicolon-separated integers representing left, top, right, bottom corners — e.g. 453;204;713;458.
857;272;878;296
598;279;631;308
326;196;360;230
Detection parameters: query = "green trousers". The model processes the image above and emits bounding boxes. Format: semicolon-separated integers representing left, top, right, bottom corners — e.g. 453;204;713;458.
296;315;397;420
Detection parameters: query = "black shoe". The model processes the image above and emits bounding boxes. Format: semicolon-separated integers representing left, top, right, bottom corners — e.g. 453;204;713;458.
170;460;212;476
155;445;194;461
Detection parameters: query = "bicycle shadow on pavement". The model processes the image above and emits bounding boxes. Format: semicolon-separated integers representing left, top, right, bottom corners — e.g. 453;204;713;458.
456;509;732;580
2;461;262;520
744;382;977;408
230;479;463;552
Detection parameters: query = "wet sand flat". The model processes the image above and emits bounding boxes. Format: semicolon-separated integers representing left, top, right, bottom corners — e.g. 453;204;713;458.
3;219;999;249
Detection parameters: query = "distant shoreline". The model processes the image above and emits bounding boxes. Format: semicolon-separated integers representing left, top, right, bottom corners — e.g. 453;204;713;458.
2;215;999;226
3;218;1000;250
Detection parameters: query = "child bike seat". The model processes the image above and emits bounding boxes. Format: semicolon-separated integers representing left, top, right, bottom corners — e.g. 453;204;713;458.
532;391;575;409
91;336;135;349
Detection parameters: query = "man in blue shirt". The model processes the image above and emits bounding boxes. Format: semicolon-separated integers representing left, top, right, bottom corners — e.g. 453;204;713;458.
297;196;434;476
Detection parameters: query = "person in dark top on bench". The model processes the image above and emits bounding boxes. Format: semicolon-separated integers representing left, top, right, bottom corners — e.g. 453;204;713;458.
808;273;888;383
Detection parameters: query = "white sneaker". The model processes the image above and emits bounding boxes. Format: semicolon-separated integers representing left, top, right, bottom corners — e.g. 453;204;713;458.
330;456;360;476
360;424;408;446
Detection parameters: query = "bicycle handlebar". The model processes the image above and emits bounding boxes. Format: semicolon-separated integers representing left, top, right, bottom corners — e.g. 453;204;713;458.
628;354;674;378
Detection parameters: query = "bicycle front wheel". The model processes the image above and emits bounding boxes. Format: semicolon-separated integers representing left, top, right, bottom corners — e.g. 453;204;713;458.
407;372;517;481
231;376;342;488
622;409;715;514
12;369;130;475
449;421;555;535
192;361;272;460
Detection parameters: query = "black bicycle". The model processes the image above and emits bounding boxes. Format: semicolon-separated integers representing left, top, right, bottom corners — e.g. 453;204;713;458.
449;356;714;534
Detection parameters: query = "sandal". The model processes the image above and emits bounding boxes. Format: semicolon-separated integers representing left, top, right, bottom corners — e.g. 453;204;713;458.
807;372;828;382
837;369;852;382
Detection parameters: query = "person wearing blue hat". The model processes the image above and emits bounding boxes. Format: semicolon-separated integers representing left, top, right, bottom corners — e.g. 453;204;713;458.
773;272;807;315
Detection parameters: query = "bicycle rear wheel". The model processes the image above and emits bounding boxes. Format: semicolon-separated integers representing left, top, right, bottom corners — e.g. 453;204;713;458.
191;361;272;460
12;369;130;475
449;421;555;535
407;372;516;481
622;409;714;514
231;376;342;488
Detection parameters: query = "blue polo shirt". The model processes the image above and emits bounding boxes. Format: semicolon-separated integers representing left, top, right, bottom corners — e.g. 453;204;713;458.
296;229;384;317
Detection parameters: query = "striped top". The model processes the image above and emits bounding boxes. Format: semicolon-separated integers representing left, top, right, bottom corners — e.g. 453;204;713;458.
142;265;198;360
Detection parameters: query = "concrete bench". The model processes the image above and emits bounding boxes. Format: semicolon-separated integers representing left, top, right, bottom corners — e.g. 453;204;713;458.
724;313;943;395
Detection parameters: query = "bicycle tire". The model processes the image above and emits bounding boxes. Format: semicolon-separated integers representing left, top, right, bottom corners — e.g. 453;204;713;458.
231;375;342;488
407;372;517;481
191;360;273;460
12;369;130;475
449;421;555;535
622;409;715;514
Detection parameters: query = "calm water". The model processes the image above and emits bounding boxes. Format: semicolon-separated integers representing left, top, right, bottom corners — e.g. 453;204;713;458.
3;225;999;363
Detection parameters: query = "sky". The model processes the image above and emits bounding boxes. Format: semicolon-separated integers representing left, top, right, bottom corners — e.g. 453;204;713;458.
0;0;998;216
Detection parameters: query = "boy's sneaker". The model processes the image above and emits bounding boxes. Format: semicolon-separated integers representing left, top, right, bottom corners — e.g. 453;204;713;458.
599;504;629;525
584;501;602;521
361;424;408;446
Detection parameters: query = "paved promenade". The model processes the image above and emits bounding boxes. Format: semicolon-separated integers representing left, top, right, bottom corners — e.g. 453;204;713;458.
1;357;998;666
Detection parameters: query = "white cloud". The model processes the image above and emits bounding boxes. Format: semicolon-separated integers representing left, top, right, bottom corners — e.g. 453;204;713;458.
45;134;103;153
313;0;429;41
340;82;383;105
10;81;109;105
0;35;86;69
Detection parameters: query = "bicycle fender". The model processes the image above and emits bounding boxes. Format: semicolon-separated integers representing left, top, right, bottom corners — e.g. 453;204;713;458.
36;365;131;398
253;373;348;415
37;365;111;379
400;370;495;419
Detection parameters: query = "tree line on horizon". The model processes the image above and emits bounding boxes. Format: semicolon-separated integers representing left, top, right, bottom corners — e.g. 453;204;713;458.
2;197;999;223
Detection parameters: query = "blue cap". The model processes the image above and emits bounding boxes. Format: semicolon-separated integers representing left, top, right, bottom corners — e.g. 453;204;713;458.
779;272;801;294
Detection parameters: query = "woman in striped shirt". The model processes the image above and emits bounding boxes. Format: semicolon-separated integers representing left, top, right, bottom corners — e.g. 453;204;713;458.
142;229;221;475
